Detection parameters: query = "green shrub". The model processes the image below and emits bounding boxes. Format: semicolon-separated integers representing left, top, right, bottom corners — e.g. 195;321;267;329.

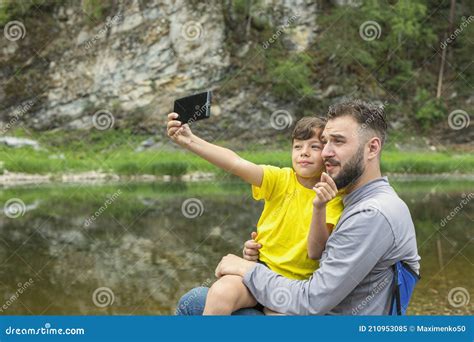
414;88;445;130
269;54;313;100
0;0;60;25
115;161;141;175
82;0;104;21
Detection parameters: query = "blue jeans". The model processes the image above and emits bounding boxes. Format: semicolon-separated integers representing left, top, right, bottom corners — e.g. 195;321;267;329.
176;287;264;315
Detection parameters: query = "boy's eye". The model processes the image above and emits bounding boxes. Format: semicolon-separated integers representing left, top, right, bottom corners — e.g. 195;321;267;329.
294;145;301;149
312;144;322;149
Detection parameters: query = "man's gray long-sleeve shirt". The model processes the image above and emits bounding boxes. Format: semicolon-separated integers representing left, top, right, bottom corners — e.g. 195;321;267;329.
243;177;420;315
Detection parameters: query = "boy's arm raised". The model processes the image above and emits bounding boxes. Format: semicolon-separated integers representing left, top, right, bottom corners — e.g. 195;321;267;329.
167;112;263;187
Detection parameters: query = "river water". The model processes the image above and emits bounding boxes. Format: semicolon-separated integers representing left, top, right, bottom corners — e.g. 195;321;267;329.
0;179;472;315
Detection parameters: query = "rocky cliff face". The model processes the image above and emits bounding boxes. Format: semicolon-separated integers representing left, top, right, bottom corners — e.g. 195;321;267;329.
0;0;319;145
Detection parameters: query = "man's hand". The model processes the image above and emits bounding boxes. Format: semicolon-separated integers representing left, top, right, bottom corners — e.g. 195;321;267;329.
215;254;256;278
313;172;338;209
167;112;193;147
242;231;261;261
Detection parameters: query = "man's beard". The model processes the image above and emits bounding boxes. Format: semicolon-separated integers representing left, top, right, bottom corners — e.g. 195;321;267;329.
326;145;365;189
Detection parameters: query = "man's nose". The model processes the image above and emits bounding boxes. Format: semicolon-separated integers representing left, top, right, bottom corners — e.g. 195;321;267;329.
321;143;334;159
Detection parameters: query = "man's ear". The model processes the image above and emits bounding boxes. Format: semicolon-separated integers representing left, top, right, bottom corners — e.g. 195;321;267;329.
367;137;382;160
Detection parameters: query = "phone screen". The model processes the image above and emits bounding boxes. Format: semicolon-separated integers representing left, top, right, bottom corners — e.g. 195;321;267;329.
173;91;211;124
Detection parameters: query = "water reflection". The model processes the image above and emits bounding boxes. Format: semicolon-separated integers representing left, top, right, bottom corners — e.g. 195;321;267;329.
0;180;472;315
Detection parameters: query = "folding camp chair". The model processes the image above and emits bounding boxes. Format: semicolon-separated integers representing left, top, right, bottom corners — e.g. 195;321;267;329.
390;261;420;315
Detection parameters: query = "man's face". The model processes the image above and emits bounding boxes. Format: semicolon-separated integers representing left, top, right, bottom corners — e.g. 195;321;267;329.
321;116;366;189
291;129;324;179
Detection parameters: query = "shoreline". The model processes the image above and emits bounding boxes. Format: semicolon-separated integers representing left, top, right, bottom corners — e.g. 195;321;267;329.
0;171;216;187
1;170;473;188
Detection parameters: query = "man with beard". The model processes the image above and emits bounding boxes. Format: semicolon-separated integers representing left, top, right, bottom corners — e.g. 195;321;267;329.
177;99;420;315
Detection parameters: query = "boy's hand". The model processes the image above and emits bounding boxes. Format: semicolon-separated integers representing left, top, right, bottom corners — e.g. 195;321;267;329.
313;172;338;209
167;112;193;147
242;231;261;262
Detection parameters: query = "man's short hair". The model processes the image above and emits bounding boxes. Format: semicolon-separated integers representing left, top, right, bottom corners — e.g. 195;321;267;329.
327;99;387;145
292;116;327;142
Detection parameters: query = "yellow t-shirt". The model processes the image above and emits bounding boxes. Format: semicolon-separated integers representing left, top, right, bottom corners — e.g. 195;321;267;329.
252;165;344;280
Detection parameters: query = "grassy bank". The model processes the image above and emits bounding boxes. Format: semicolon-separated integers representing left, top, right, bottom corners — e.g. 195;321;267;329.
0;128;472;177
1;145;473;177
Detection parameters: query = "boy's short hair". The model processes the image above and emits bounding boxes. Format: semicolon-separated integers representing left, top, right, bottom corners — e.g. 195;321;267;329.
327;99;387;145
292;117;327;142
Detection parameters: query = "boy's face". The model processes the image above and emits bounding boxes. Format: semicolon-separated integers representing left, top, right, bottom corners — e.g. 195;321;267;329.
291;128;324;179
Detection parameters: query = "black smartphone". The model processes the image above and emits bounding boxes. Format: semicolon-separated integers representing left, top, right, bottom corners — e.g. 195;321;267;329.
173;91;212;124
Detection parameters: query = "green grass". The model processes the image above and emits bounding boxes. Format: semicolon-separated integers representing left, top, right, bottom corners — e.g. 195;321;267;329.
1;147;473;176
380;151;473;174
0;129;472;177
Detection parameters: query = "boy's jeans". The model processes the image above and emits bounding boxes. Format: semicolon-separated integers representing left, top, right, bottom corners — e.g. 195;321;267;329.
175;287;264;315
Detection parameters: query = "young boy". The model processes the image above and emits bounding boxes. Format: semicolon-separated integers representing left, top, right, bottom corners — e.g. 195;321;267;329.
167;113;342;315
